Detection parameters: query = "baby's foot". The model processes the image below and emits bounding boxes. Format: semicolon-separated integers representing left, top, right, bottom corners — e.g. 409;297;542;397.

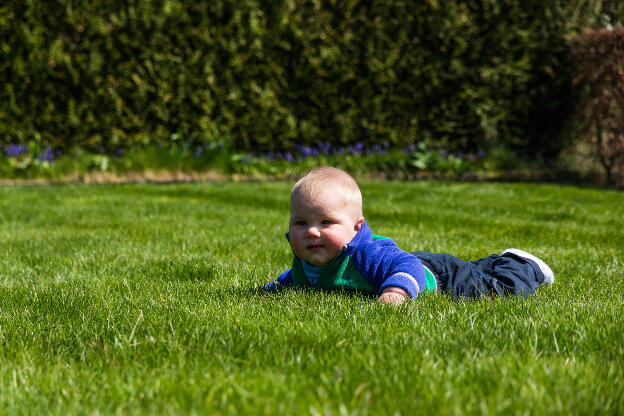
502;248;554;286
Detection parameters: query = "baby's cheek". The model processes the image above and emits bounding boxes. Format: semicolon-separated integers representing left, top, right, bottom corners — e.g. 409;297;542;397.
289;236;303;256
331;232;355;250
324;235;345;251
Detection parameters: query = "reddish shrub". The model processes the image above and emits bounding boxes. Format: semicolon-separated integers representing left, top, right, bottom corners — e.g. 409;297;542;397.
569;28;624;186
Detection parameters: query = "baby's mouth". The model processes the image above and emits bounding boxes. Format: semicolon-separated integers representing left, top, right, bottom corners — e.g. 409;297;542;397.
306;244;324;250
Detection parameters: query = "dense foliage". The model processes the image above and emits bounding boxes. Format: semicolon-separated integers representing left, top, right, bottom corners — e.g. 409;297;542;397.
0;0;618;158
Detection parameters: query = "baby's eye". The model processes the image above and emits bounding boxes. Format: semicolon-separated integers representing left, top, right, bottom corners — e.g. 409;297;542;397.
294;220;306;226
321;220;333;225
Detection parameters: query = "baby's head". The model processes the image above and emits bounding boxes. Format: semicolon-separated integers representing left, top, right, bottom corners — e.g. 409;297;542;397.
288;167;364;266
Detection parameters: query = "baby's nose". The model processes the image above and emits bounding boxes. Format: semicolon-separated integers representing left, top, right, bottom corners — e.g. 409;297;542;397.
306;226;321;237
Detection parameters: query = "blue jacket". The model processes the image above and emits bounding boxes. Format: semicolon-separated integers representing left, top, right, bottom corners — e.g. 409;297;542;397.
265;221;436;298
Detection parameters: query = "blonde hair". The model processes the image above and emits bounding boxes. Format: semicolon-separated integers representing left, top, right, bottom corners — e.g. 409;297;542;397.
291;166;363;216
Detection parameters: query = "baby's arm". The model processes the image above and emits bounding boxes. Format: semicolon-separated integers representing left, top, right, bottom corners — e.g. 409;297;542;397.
351;238;427;301
264;269;293;291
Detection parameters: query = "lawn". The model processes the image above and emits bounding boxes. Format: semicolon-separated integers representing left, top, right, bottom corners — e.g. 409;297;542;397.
0;180;623;415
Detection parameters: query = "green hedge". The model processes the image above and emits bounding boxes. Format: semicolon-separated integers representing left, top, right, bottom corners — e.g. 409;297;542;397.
0;0;617;156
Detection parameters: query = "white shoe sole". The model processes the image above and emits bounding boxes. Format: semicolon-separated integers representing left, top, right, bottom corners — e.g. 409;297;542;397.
502;248;554;285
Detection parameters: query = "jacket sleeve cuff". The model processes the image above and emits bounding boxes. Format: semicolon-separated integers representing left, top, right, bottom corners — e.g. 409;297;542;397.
379;272;421;298
264;269;293;291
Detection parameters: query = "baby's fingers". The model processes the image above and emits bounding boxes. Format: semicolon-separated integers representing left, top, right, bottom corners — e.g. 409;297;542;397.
378;292;408;305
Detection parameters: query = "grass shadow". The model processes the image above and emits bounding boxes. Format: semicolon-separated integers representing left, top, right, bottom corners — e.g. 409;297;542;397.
137;258;219;282
248;285;378;300
114;184;289;212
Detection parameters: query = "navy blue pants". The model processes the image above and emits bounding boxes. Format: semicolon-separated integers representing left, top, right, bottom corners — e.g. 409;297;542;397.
412;251;546;298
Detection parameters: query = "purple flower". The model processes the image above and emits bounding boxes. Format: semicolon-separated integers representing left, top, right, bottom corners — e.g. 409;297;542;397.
3;144;28;157
355;142;364;153
99;146;106;154
318;142;332;155
39;145;54;163
117;148;124;156
284;152;293;162
194;146;203;158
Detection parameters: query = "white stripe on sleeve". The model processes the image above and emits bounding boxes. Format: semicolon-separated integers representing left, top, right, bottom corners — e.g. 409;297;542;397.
388;272;420;293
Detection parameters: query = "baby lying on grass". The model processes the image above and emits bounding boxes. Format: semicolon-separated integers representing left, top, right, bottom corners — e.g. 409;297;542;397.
265;166;553;304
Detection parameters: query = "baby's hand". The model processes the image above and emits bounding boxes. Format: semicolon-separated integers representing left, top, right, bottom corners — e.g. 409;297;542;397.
378;287;409;305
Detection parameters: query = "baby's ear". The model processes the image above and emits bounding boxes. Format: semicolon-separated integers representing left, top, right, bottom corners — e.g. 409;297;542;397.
354;216;364;231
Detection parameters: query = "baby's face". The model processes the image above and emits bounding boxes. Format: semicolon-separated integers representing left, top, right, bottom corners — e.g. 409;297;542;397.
289;191;363;266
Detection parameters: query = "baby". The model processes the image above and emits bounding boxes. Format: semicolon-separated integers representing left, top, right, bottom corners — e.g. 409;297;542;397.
265;166;554;303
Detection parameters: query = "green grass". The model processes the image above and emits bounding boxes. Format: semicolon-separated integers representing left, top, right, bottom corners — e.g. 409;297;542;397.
1;180;623;415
